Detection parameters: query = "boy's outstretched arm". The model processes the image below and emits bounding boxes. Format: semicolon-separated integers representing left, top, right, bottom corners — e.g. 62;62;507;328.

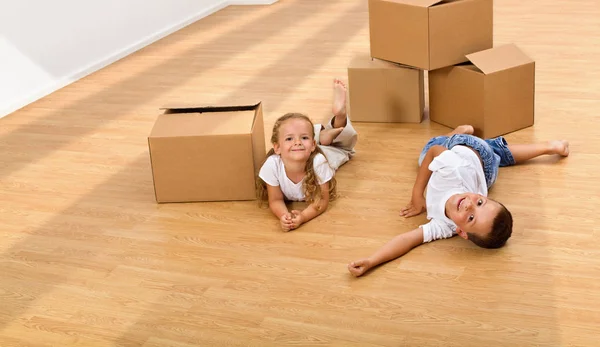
348;227;424;277
400;145;447;217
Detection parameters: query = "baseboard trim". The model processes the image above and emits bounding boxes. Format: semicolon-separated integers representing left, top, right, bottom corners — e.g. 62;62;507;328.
1;0;279;118
230;0;279;4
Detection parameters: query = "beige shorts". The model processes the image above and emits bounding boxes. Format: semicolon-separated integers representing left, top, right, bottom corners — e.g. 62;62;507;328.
313;116;358;171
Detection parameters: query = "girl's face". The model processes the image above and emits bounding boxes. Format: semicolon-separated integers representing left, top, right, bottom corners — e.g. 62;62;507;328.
273;118;316;163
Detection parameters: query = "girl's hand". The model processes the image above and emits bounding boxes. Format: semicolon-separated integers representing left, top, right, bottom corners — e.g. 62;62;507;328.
290;210;304;230
400;195;426;218
280;212;294;232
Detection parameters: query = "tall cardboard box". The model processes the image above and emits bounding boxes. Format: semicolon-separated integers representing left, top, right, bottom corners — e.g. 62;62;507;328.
429;44;535;138
368;0;493;71
347;55;424;123
148;102;266;203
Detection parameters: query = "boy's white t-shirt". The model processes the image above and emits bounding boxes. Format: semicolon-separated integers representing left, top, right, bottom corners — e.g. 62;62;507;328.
421;145;488;243
258;153;335;201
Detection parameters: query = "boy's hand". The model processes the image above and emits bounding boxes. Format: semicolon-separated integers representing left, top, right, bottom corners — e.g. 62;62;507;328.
290;210;304;230
280;212;294;232
400;195;426;218
348;258;373;277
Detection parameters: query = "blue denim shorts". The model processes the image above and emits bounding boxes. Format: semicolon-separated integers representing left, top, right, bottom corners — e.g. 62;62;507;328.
418;134;516;189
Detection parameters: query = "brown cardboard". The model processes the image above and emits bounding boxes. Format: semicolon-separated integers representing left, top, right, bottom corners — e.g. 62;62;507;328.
429;44;535;138
368;0;493;71
347;55;424;123
148;102;266;203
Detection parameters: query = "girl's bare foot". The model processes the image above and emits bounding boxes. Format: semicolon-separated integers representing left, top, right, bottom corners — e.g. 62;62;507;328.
549;140;570;157
332;78;348;128
347;258;373;277
320;127;344;146
447;124;474;136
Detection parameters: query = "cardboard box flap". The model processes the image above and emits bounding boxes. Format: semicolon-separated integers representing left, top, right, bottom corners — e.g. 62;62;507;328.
466;44;534;74
160;99;261;113
393;0;445;7
150;110;256;137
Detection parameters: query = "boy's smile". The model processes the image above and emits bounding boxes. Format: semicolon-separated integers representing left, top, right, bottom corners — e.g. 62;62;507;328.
457;197;466;210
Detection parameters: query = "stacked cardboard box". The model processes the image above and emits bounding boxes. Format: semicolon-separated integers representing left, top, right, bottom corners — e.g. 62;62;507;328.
348;54;424;123
352;0;535;139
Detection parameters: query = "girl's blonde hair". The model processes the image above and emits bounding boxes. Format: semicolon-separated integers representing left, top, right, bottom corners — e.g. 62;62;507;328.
256;113;337;207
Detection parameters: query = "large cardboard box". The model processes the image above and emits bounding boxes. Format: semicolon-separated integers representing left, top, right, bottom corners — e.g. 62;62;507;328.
347;55;424;123
368;0;493;71
148;102;266;203
429;44;535;138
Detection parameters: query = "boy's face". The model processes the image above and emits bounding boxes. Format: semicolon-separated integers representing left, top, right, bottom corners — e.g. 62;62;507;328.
445;193;501;241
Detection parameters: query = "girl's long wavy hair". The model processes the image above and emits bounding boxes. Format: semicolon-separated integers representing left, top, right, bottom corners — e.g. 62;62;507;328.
256;113;337;208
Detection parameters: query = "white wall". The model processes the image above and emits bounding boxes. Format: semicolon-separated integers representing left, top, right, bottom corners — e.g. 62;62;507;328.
0;0;277;118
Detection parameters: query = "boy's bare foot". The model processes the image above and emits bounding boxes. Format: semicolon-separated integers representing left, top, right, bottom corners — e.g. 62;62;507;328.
347;259;373;277
332;78;348;128
447;124;474;136
320;127;344;146
549;140;570;157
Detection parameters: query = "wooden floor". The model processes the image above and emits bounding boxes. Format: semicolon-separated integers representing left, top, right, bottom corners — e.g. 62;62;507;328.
1;0;599;346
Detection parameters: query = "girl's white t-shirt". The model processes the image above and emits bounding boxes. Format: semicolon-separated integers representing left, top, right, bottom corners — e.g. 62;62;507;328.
258;154;335;201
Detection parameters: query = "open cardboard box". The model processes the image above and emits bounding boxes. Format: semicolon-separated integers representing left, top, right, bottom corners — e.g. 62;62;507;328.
148;102;266;203
347;54;424;123
368;0;493;70
429;44;535;138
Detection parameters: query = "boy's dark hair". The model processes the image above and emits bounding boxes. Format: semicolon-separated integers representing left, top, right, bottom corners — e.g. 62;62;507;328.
468;201;513;249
